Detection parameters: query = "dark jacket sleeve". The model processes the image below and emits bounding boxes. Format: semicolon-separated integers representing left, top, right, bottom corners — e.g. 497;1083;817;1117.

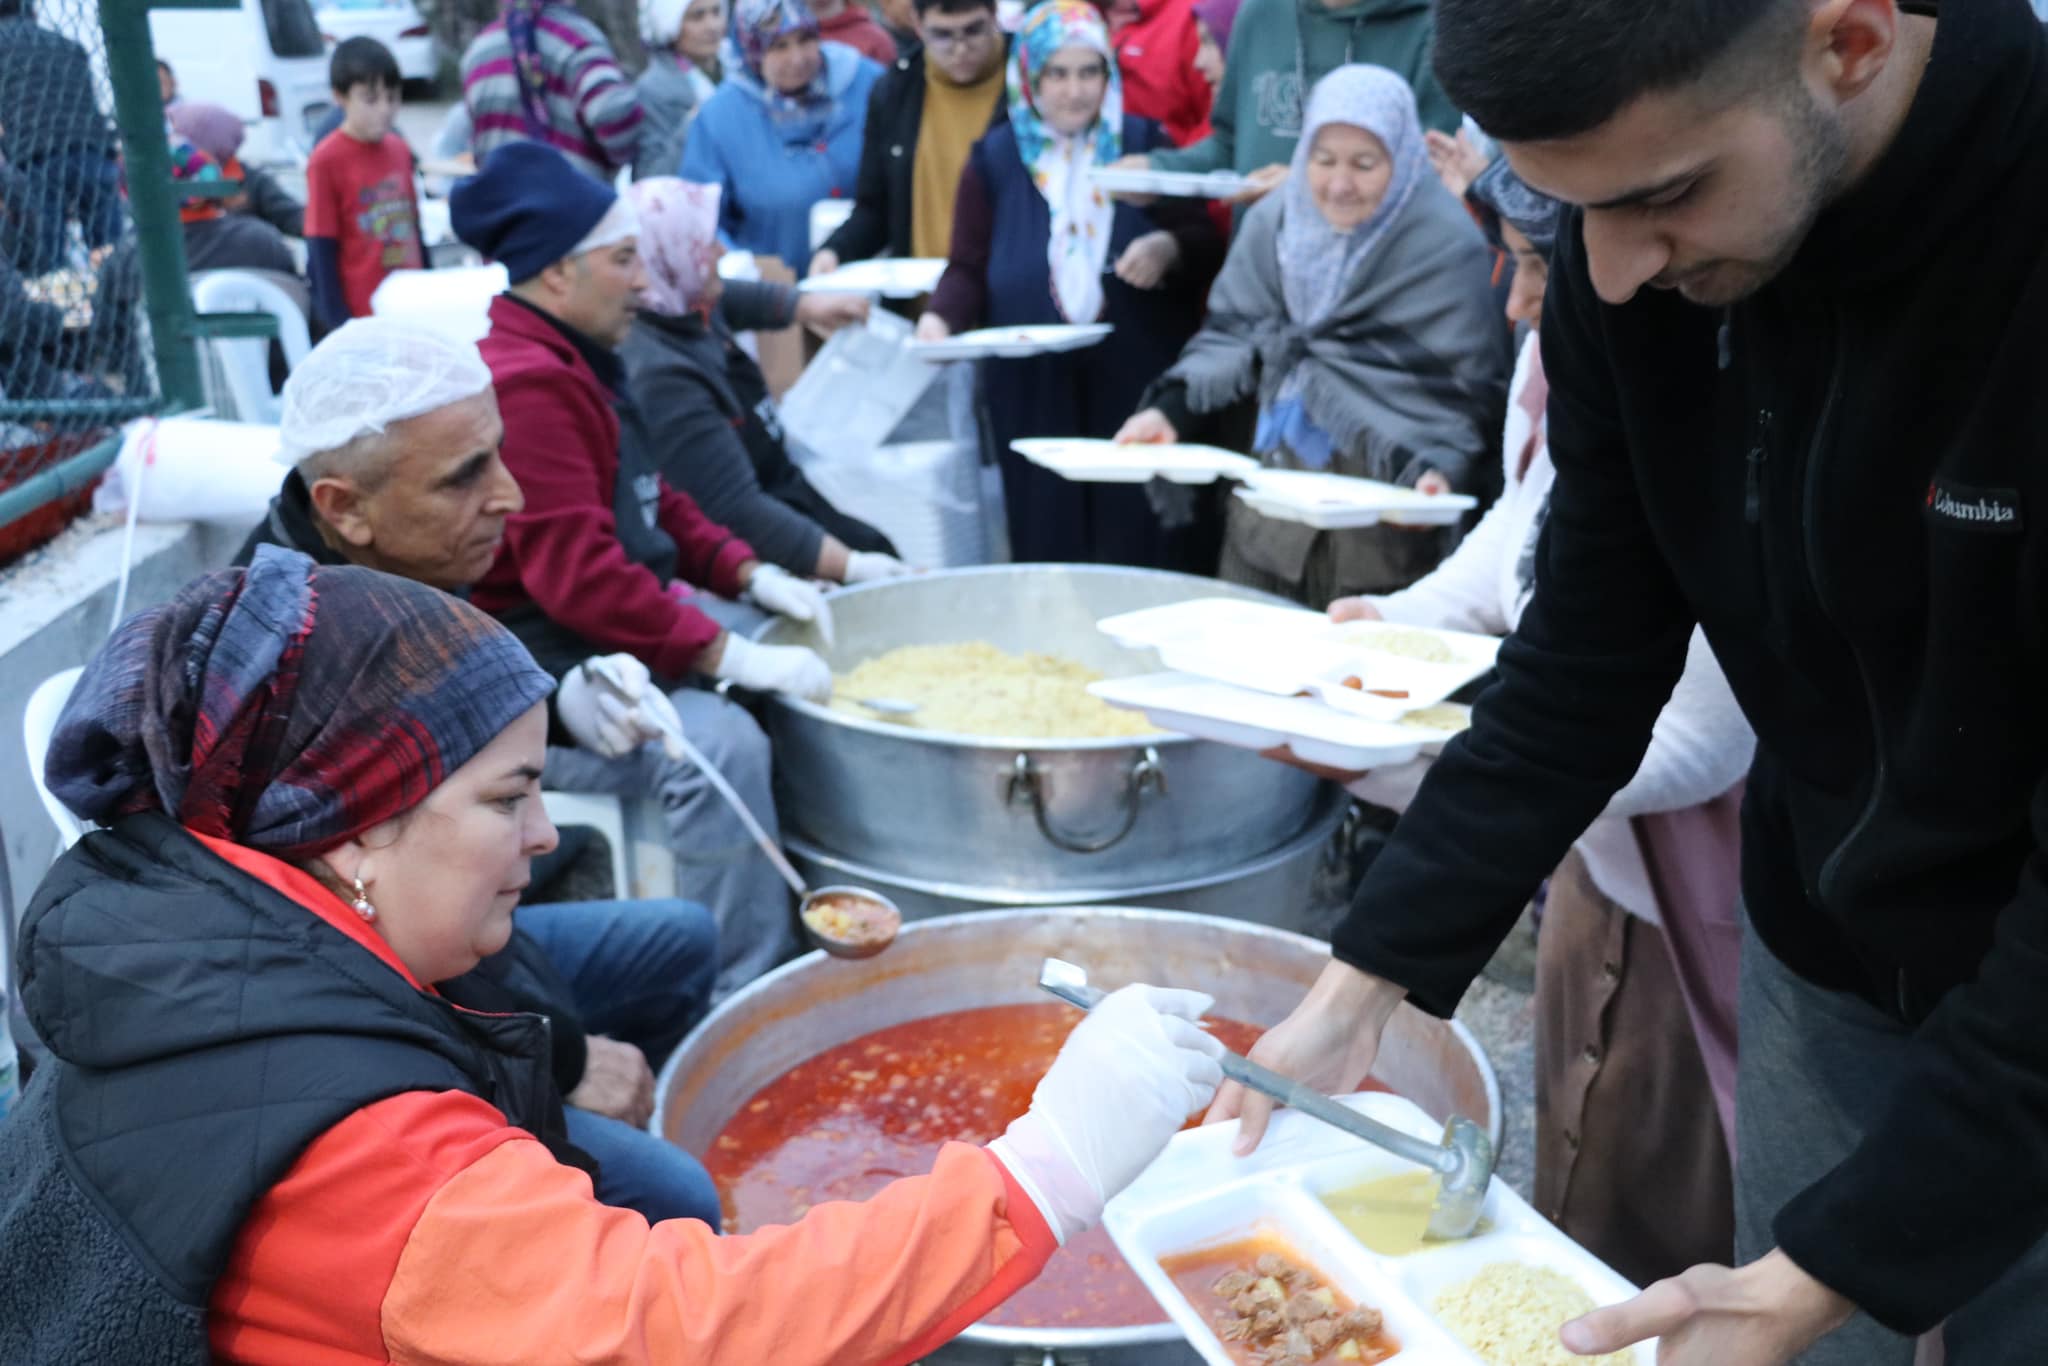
242;167;305;238
927;156;993;334
1327;223;1695;1014
719;279;800;332
821;70;898;264
634;341;829;573
306;237;347;331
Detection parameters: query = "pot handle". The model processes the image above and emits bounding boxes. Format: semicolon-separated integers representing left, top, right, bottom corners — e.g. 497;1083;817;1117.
1005;747;1165;854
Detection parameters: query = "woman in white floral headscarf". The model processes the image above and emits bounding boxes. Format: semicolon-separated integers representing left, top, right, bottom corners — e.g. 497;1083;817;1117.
919;0;1224;568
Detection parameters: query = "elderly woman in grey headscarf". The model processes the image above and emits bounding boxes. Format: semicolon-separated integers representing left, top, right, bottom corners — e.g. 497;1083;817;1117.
1117;64;1509;604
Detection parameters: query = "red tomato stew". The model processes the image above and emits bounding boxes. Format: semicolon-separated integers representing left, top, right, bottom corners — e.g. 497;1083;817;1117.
701;1002;1389;1329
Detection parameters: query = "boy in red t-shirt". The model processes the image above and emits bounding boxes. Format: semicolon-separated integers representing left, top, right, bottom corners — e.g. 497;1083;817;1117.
306;37;424;329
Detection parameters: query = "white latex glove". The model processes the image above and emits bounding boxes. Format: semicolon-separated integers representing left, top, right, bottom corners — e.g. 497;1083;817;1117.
988;985;1225;1243
712;633;835;702
557;655;687;760
745;563;836;648
843;550;913;584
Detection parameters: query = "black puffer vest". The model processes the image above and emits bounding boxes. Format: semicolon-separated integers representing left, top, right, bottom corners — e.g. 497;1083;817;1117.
0;814;577;1364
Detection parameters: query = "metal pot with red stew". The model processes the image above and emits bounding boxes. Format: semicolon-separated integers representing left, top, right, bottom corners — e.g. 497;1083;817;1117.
703;1002;1391;1329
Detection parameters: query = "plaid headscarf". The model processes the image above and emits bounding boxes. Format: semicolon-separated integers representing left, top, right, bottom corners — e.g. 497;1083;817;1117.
46;546;555;860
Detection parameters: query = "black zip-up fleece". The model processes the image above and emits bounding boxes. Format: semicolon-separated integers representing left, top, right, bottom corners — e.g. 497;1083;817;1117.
1333;0;2048;1333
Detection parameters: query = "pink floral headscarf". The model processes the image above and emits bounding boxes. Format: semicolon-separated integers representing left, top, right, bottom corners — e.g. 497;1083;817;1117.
627;177;725;316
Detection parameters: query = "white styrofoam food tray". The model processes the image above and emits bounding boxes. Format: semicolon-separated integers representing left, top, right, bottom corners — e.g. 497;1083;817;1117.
1098;599;1500;710
1011;437;1261;485
1089;673;1436;771
909;323;1113;361
1239;470;1478;529
798;257;948;297
1089;165;1255;199
1104;1094;1653;1366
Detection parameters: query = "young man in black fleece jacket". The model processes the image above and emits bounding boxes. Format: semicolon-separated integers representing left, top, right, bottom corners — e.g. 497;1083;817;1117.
1214;1;2048;1360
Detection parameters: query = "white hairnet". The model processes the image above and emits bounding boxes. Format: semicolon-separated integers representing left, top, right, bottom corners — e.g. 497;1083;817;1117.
276;316;494;467
641;0;690;46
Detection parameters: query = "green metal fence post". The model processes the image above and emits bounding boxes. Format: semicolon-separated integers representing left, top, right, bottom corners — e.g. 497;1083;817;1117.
96;0;206;411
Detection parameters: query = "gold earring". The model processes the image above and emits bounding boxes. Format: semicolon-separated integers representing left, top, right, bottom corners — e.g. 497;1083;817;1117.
351;877;377;923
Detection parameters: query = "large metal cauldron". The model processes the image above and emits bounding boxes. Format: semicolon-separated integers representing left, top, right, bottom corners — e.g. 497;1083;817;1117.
755;566;1324;892
656;908;1501;1366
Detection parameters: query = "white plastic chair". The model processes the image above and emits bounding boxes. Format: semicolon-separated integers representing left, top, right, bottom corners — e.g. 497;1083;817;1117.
538;792;634;902
190;271;313;424
24;669;87;851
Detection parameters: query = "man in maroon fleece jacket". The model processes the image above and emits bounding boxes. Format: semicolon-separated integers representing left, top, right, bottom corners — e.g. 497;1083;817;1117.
454;141;841;997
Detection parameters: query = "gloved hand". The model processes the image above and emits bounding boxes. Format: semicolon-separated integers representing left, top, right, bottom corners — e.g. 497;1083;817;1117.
712;632;835;703
988;985;1225;1243
557;655;688;760
843;550;913;584
745;563;836;648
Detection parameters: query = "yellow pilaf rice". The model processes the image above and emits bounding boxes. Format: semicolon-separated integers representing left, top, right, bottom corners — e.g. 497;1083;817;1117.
1431;1263;1631;1366
1348;625;1458;664
830;642;1158;739
1397;703;1471;734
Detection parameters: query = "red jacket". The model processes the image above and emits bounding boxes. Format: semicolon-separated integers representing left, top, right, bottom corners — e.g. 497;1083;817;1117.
471;293;757;679
201;837;1061;1365
1113;0;1211;149
819;6;897;65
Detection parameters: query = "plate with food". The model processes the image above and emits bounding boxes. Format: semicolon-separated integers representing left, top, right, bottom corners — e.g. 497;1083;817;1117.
1087;166;1256;199
1012;437;1262;485
798;257;948;298
908;322;1114;361
1088;672;1431;772
1105;1092;1655;1366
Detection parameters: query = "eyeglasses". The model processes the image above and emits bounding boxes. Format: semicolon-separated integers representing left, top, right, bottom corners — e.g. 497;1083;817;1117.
923;19;993;49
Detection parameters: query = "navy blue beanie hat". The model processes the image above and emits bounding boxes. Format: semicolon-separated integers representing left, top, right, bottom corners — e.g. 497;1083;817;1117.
450;142;618;283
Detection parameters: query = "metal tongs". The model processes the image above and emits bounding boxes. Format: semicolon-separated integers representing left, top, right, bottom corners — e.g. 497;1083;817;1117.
1038;957;1495;1240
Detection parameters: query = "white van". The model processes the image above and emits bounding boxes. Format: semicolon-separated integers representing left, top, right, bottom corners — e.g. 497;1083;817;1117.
150;0;334;166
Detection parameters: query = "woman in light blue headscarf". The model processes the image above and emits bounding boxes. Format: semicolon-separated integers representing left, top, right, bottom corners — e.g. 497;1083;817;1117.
679;0;883;273
1120;64;1510;604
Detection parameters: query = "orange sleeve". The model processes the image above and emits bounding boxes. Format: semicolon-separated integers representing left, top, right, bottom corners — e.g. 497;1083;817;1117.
209;1090;531;1365
382;1135;1058;1366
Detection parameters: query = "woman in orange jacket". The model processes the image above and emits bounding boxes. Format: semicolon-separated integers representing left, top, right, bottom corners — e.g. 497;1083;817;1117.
0;545;1226;1366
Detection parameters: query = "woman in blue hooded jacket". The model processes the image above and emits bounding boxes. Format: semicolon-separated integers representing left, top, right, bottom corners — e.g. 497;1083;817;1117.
680;0;880;275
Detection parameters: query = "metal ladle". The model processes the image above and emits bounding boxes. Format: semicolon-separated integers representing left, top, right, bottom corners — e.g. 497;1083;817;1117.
1038;957;1494;1240
584;660;901;957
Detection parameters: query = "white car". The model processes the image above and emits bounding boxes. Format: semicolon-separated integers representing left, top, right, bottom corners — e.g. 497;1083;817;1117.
58;0;334;167
316;0;438;84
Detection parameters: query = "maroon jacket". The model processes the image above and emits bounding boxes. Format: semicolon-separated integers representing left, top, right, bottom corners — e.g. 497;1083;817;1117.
471;293;756;679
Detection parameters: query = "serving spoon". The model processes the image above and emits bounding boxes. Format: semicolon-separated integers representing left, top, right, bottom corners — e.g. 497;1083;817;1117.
853;696;920;718
585;660;901;957
1037;957;1495;1240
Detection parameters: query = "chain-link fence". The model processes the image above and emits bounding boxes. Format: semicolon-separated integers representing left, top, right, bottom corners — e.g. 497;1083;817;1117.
0;0;172;563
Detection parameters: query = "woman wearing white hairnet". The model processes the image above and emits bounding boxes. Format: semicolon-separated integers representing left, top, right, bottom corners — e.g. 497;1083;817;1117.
636;0;728;180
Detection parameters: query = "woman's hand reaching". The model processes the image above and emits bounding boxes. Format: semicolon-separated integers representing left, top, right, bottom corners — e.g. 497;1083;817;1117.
1114;408;1179;446
1114;231;1180;289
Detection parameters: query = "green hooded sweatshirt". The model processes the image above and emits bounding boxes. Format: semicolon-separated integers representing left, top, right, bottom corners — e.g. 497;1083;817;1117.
1151;0;1456;176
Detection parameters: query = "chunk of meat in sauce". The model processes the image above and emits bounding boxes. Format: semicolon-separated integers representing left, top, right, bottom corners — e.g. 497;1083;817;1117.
1172;1243;1397;1366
